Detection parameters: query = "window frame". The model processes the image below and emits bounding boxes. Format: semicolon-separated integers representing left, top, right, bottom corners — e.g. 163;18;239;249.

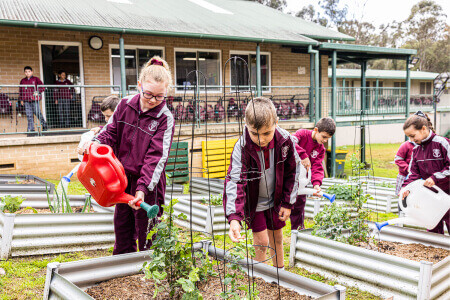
229;50;271;93
173;47;222;93
109;44;165;94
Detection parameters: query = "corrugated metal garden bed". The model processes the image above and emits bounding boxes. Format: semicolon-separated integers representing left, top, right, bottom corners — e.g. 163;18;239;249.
289;223;450;300
0;174;55;194
43;242;346;300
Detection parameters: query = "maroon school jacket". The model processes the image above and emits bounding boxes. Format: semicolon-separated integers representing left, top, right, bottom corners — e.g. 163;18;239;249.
95;94;175;206
223;126;301;224
293;129;325;187
395;141;415;176
54;79;74;100
403;132;450;194
19;76;44;101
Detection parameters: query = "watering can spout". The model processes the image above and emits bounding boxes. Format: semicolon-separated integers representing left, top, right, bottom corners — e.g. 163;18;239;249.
77;143;159;220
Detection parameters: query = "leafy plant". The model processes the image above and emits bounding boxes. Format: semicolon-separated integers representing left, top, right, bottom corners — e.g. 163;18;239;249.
201;194;223;206
0;195;25;213
45;181;74;214
144;199;216;299
220;241;259;300
376;181;395;188
183;183;190;194
312;152;372;246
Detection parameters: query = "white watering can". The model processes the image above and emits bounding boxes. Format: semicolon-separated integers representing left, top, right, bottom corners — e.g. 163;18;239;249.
56;131;96;198
298;164;335;203
376;179;450;231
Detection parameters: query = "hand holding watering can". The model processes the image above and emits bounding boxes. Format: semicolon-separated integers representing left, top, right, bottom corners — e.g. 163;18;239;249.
78;142;159;219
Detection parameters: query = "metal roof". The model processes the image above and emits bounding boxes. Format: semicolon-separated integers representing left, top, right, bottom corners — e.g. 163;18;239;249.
0;0;354;45
328;68;438;80
320;43;417;55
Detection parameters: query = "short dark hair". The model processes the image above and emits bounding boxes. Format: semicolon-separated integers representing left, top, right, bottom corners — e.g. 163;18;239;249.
24;66;32;71
316;117;336;136
57;70;65;76
100;95;120;112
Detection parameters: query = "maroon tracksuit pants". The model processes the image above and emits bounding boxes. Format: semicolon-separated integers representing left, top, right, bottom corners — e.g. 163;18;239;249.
113;174;162;255
290;195;306;231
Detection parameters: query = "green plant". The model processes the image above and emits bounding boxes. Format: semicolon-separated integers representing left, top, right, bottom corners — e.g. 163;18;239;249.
144;199;216;299
201;194;223;206
45;180;74;214
183;183;190;194
326;183;361;201
0;195;25;213
376;182;395;188
220;241;259;300
312;152;373;246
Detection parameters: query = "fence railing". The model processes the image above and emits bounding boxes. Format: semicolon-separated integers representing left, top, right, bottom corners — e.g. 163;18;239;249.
324;87;435;116
0;85;313;135
2;84;436;135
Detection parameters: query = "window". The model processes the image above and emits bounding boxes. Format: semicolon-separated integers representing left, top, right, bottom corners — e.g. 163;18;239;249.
111;47;164;91
230;52;270;91
394;82;406;88
174;49;221;91
420;82;432;95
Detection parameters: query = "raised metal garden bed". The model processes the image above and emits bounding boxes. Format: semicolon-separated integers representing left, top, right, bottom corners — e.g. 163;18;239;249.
289;223;450;299
0;209;114;259
0;174;55;194
164;195;229;235
43;242;346;300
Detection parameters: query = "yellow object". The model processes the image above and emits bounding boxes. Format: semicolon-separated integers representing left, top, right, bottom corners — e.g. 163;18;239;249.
202;139;238;179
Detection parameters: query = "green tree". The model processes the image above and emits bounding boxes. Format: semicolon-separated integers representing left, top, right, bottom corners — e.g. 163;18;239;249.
404;0;448;71
251;0;287;11
296;4;328;27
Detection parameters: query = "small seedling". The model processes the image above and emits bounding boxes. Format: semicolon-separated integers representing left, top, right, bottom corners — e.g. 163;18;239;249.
0;195;25;213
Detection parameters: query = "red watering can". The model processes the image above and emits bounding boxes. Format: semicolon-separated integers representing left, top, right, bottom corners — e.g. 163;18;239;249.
77;143;159;219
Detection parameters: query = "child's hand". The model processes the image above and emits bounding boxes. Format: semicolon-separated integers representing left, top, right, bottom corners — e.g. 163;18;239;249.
129;191;145;210
229;220;243;243
83;141;98;154
423;177;435;187
313;185;321;196
90;127;101;135
402;190;410;200
278;207;291;221
76;146;84;155
301;157;311;171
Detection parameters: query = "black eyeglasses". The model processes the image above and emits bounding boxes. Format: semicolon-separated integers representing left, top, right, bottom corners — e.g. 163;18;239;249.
141;91;166;101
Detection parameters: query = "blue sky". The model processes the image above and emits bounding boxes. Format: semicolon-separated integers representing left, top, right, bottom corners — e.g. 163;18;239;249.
286;0;449;28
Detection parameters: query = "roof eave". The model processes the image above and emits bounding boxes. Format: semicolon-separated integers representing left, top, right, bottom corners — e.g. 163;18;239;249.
0;19;318;46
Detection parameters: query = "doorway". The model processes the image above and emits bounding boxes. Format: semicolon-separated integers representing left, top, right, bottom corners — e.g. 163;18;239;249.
40;42;83;128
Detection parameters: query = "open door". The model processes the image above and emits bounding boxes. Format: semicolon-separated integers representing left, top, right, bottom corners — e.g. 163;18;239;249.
40;43;83;129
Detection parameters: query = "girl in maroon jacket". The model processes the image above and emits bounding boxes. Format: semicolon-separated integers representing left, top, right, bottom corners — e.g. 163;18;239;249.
394;141;415;196
402;111;450;235
85;57;174;254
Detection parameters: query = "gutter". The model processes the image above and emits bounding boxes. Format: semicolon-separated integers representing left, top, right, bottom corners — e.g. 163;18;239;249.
0;19;318;46
308;45;320;123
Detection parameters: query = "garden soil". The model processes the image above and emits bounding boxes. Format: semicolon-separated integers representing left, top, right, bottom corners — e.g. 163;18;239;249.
86;266;312;300
362;240;449;263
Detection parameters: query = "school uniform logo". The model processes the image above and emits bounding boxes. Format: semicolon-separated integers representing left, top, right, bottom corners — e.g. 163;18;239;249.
311;150;319;158
433;149;441;158
282;145;289;159
149;120;159;132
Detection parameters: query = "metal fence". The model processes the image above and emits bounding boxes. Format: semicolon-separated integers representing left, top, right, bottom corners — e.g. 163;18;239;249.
0;84;121;135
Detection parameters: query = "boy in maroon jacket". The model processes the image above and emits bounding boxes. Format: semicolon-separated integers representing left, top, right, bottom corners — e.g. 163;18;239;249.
19;66;47;132
224;97;301;269
290;117;336;231
394;140;415;196
54;70;74;128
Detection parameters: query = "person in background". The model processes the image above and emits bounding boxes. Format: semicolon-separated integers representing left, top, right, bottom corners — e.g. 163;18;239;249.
19;66;47;133
402;111;449;235
55;70;74;128
290;117;336;231
394;140;415;196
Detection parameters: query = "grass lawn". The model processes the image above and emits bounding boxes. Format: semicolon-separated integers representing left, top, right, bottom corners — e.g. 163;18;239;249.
337;143;401;179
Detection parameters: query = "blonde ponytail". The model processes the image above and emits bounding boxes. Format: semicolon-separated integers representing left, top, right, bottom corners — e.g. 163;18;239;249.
139;56;172;88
